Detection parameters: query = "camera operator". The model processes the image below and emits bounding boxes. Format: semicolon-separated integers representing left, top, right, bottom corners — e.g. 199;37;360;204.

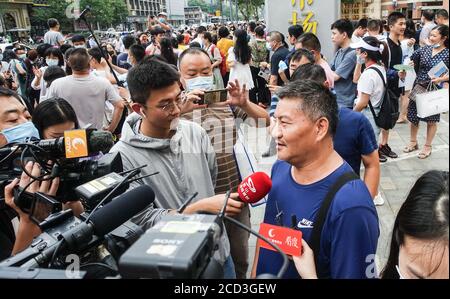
3;162;59;256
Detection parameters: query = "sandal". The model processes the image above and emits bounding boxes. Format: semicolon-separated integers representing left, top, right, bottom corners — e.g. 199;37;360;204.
396;117;407;124
403;141;419;153
418;145;432;159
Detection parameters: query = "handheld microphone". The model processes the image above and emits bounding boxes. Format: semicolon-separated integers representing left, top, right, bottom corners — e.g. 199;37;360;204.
237;172;272;204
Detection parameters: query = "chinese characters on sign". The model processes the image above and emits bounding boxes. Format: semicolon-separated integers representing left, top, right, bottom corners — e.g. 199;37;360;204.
290;0;318;34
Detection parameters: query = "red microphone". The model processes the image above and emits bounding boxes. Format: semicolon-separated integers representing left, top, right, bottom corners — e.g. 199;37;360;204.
237;172;272;204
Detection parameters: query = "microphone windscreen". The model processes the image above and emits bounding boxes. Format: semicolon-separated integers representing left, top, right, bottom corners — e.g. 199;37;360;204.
89;185;155;236
88;131;115;154
238;172;272;204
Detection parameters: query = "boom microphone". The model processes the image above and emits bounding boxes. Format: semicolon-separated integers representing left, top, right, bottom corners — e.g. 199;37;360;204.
77;6;91;20
237;172;272;204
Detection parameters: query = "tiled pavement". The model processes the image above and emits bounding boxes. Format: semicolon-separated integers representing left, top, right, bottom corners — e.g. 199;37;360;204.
242;112;449;277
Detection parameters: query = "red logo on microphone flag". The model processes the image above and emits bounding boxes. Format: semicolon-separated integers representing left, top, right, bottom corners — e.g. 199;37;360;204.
258;223;303;257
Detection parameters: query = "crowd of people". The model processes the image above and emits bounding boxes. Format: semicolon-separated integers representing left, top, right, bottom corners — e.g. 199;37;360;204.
0;8;448;279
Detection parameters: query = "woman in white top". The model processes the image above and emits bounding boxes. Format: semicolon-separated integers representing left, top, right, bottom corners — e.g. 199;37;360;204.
202;32;224;89
397;20;417;123
352;36;387;142
32;47;64;103
227;29;254;90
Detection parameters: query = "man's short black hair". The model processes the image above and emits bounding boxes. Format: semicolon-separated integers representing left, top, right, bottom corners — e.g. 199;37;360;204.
288;25;304;40
331;19;354;39
356;18;368;29
196;26;207;34
297;32;321;52
127;58;180;105
436;9;449;20
290;48;315;64
47;18;59;28
129;44;146;64
291;63;327;84
218;26;230;38
368;19;381;32
151;27;165;36
88;47;103;63
422;9;435;22
248;21;257;32
179;47;211;67
388;11;406;27
276;80;338;137
122;35;137;50
255;26;265;38
71;34;86;43
0;87;24;105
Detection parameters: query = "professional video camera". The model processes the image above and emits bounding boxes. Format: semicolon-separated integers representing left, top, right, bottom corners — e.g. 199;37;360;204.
0;184;155;277
0;129;122;214
118;172;289;279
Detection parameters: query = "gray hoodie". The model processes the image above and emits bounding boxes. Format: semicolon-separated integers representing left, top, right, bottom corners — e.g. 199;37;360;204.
110;113;230;264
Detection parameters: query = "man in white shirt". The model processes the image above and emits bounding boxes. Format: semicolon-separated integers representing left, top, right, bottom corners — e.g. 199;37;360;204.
351;18;368;43
45;48;125;132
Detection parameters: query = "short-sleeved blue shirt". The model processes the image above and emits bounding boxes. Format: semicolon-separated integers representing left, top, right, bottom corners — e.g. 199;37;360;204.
333;108;378;175
256;160;379;279
330;47;357;109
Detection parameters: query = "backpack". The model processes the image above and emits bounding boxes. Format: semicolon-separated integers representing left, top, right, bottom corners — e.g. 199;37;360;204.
210;44;227;76
367;67;400;130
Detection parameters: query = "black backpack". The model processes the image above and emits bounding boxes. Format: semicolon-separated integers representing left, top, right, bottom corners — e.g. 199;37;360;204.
367;67;399;130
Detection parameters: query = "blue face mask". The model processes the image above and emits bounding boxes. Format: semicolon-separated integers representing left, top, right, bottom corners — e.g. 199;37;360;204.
1;121;40;144
432;42;442;49
46;58;59;67
266;42;272;52
159;18;166;24
185;75;215;92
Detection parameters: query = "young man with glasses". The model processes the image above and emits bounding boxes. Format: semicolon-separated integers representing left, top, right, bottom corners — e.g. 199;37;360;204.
110;57;246;278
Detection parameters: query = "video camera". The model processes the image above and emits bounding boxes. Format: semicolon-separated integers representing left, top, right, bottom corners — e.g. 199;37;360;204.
0;129;122;214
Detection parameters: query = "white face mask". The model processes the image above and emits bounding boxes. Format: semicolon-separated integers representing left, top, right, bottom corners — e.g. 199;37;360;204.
46;58;59;67
74;44;86;49
185;75;214;92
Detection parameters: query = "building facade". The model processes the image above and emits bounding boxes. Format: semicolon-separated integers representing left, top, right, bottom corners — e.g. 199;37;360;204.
341;0;382;20
166;0;185;27
0;0;33;36
125;0;165;31
380;0;449;20
185;6;205;25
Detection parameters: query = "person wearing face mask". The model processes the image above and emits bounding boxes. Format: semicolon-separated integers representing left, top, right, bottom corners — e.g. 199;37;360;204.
71;34;87;49
404;25;449;160
5;49;27;97
110;58;248;279
31;47;64;103
352;37;387;156
179;47;269;279
260;31;289;88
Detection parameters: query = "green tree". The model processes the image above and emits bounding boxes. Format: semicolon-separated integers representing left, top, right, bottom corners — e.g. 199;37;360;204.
31;0;128;32
237;0;264;21
188;0;212;14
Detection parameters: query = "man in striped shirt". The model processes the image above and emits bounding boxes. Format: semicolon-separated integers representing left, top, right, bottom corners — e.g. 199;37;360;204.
179;47;270;278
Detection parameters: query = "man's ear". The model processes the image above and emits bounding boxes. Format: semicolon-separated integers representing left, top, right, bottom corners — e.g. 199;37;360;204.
315;117;330;142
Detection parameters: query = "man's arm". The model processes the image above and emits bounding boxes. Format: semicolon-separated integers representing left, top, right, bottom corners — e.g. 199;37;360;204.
361;150;380;199
353;93;370;112
107;100;125;132
227;79;270;127
251;244;261;278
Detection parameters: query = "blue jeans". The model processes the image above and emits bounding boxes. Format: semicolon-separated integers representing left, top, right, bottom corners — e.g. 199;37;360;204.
223;255;236;279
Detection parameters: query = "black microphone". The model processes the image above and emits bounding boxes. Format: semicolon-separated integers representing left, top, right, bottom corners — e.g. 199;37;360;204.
77;6;91;20
28;185;154;267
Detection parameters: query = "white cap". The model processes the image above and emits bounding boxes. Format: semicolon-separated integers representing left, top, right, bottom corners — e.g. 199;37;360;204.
350;38;384;53
158;12;168;17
